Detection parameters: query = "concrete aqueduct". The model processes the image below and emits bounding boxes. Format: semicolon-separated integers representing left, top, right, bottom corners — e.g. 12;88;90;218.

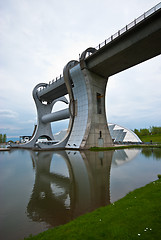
11;3;161;149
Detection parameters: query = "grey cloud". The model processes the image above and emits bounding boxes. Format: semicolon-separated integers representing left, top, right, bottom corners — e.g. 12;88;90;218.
0;109;18;118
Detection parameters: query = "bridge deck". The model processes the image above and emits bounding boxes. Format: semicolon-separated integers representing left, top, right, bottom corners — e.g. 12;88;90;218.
85;6;161;77
38;76;67;103
37;3;161;102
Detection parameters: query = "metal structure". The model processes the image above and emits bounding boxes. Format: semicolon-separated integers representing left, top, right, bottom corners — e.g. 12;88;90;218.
10;3;161;149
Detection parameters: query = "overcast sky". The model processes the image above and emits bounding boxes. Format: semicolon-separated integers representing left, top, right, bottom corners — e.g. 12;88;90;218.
0;0;161;139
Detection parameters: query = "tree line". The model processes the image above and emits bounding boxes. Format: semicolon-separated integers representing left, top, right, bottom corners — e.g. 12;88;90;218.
134;126;161;137
0;134;7;143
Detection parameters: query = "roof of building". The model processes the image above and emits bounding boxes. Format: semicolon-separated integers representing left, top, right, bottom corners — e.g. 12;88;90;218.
108;123;142;143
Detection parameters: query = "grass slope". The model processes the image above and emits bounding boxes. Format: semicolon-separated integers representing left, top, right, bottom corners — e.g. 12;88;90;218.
25;178;161;240
140;134;161;143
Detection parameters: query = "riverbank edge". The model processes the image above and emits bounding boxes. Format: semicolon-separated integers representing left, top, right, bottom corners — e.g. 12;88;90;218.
90;144;161;151
24;178;161;240
2;143;161;152
0;148;10;151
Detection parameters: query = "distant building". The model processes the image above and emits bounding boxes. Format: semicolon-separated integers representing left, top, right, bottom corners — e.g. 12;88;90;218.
20;136;32;143
54;129;68;141
108;123;142;144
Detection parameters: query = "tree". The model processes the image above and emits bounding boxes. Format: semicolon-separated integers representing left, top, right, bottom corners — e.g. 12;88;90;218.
150;126;161;135
0;134;2;143
139;128;150;136
133;126;161;137
134;129;140;136
2;134;6;143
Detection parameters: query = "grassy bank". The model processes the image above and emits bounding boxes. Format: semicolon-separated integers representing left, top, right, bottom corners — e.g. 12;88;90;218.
25;178;161;240
90;144;161;151
140;133;161;143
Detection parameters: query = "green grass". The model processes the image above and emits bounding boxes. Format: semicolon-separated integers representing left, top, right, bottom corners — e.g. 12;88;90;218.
24;178;161;240
140;134;161;143
90;144;161;151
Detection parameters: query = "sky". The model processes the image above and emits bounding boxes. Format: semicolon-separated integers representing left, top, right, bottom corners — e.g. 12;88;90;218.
0;0;161;139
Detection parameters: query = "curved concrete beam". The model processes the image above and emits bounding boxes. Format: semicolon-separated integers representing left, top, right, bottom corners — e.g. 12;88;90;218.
10;84;69;149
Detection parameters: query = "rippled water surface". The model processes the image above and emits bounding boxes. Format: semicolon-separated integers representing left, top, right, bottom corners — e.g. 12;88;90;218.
0;148;161;240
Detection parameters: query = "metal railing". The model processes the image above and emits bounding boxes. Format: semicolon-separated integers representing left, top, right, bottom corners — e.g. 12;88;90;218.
94;2;161;51
38;74;63;92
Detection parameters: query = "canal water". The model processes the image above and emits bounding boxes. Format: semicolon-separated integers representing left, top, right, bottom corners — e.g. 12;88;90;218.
0;148;161;240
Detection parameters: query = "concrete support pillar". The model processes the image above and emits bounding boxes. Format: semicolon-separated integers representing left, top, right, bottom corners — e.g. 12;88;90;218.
81;68;113;148
65;63;113;149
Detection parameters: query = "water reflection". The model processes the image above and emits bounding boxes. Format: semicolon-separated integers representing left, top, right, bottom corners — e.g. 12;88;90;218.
1;148;161;240
27;151;113;227
112;149;140;166
141;147;161;159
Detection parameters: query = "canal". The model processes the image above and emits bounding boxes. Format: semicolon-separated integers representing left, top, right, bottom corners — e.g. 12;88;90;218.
0;148;161;240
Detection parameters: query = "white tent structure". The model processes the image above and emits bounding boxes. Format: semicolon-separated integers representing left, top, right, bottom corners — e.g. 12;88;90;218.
108;123;142;143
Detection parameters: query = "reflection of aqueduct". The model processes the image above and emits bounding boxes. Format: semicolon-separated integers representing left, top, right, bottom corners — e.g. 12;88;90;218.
27;148;140;227
27;150;113;227
11;4;161;149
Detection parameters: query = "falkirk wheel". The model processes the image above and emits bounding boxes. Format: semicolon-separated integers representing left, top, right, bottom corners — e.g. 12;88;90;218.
11;48;113;150
10;3;161;150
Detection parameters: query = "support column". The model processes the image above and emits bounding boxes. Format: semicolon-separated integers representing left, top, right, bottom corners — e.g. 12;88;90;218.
81;68;113;148
65;63;113;149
